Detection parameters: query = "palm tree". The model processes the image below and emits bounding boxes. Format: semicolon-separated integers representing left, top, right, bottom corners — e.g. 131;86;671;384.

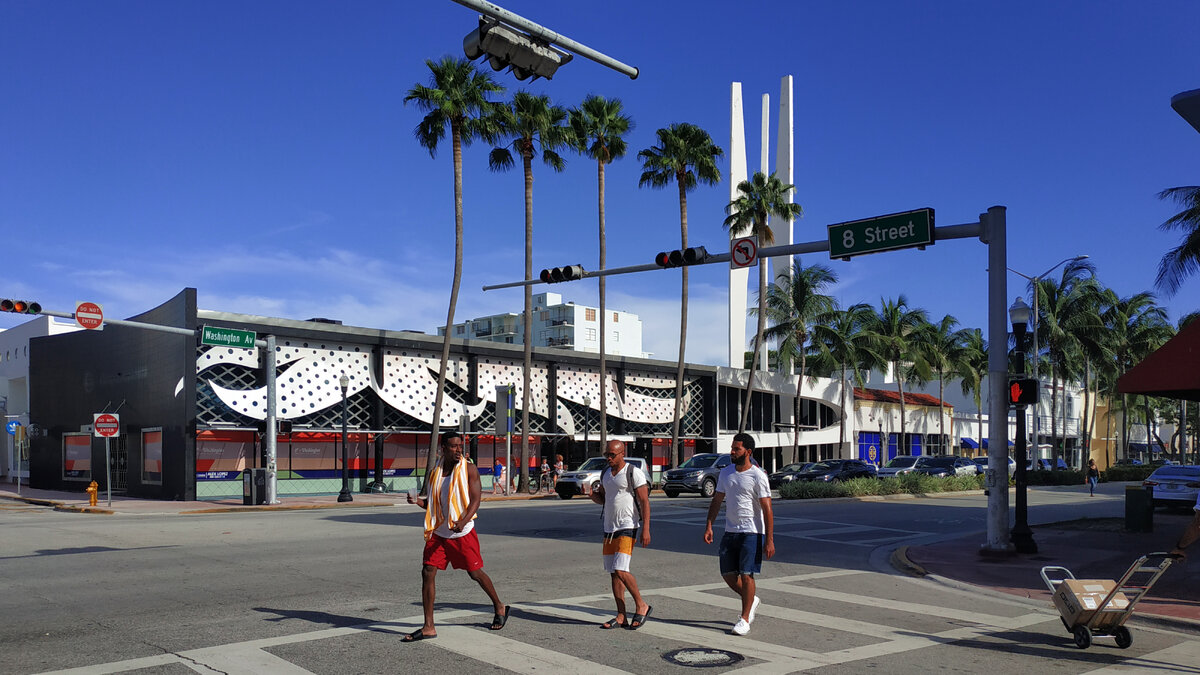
569;96;632;452
489;91;571;491
811;303;879;459
760;259;836;461
913;315;968;455
404;57;504;487
1154;186;1200;296
863;296;928;455
1101;289;1171;460
955;328;988;453
724;171;803;433
638;123;723;467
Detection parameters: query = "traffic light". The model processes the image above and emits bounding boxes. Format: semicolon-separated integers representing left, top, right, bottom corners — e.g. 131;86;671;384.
0;299;41;314
654;246;710;268
463;17;573;81
1008;378;1038;406
538;265;585;284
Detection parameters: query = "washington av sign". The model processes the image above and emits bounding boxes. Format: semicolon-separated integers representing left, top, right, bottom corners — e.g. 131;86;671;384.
828;208;934;259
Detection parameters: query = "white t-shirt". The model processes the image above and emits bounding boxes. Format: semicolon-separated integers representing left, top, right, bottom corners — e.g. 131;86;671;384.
434;475;474;539
601;463;648;533
716;464;771;533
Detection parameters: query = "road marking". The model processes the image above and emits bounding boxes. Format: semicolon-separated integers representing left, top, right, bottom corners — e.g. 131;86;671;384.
433;624;631;674
1080;638;1200;673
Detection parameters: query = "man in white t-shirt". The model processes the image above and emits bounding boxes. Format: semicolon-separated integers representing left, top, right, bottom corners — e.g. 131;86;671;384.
590;440;653;630
704;432;774;636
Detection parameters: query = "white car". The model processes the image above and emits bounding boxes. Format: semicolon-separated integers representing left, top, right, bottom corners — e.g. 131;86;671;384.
1143;465;1200;509
972;456;1017;474
555;456;651;500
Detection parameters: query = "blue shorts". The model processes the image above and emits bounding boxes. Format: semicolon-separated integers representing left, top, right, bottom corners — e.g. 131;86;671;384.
719;532;763;577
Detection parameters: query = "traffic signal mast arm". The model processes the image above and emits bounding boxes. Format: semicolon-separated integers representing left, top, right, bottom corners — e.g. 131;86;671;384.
482;218;985;291
34;308;266;346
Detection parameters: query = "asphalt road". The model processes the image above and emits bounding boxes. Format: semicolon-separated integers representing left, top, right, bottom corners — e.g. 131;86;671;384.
2;483;1198;674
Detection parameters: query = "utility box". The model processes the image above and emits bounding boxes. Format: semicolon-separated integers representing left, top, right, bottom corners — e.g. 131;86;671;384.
1124;485;1153;533
1052;579;1130;629
243;468;268;505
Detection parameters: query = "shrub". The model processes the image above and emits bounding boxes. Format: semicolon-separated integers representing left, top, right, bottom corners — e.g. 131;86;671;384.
840;477;881;497
779;481;848;500
1103;466;1156;482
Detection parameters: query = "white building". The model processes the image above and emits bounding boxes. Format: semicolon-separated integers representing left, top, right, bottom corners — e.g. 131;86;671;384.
440;292;649;358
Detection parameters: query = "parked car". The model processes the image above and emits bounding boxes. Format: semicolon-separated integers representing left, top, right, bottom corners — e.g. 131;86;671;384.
1143;465;1200;509
1114;458;1144;466
792;459;877;482
877;455;932;478
768;462;813;489
1027;457;1069;471
662;453;732;498
555;456;651;500
971;456;1017;473
1149;458;1178;467
913;456;979;478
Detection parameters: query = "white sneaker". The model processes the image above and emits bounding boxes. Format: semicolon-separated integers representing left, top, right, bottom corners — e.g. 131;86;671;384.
748;596;761;624
731;618;750;636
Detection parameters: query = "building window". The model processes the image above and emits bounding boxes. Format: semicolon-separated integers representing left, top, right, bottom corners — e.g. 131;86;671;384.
585;328;597;341
456;325;465;335
612;331;619;343
613;312;619;322
540;311;550;321
585;308;596;322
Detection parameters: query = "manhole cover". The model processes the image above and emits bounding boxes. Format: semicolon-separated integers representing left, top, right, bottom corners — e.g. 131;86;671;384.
663;648;745;668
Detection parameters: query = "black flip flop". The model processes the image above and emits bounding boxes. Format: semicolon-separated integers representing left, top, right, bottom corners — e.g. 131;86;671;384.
600;617;629;629
402;629;436;642
629;605;653;630
490;605;511;630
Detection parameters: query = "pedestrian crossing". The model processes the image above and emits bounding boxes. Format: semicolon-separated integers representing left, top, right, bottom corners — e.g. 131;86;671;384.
36;568;1198;675
650;505;935;548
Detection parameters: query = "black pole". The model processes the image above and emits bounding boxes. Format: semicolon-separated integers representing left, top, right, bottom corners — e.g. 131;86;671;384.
338;382;353;503
1011;320;1036;553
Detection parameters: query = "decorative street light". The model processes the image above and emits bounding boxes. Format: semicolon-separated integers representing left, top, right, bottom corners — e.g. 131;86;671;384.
337;373;353;503
583;396;591;456
1007;255;1089;467
1009;297;1037;554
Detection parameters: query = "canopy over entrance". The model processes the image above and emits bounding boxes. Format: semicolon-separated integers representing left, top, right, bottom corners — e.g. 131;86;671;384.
1117;318;1200;401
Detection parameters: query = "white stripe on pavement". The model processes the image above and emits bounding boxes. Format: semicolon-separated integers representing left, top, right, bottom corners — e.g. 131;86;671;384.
1080;638;1200;673
433;624;632;674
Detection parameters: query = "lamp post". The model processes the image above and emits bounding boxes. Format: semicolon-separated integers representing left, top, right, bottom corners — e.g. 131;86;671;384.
1008;255;1088;467
337;373;353;503
1009;297;1037;553
583;396;591;456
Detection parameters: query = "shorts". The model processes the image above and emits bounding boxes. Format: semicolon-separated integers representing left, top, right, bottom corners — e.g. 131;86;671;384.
423;529;484;571
602;529;638;573
719;531;764;577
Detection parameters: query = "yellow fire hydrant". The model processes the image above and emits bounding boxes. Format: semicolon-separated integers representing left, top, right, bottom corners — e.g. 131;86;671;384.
86;480;99;507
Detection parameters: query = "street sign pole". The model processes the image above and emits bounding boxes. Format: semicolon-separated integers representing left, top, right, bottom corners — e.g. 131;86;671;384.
265;334;278;504
104;436;112;507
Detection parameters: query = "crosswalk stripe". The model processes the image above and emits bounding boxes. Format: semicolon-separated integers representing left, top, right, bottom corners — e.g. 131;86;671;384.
177;645;316;675
1079;638;1200;673
667;588;911;640
432;625;632;674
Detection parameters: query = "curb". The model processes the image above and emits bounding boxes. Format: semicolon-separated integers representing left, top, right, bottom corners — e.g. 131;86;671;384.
890;546;928;577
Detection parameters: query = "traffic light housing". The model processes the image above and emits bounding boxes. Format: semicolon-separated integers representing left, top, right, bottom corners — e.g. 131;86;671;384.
538;265;585;284
0;299;41;314
655;246;710;268
1008;378;1038;406
463;17;573;81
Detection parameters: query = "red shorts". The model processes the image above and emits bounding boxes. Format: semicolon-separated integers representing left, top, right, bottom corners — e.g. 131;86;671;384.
423;529;484;571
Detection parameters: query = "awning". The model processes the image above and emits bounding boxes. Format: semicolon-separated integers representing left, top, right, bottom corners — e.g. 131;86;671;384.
1128;443;1163;454
980;438;1014;449
1117;317;1200;401
961;438;979;449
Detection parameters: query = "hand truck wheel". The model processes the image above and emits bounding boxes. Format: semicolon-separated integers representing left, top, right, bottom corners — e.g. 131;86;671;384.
1114;626;1132;649
1072;625;1093;649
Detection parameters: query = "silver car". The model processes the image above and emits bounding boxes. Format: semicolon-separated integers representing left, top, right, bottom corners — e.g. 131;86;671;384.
555;456;651;500
877;455;932;478
1144;465;1200;509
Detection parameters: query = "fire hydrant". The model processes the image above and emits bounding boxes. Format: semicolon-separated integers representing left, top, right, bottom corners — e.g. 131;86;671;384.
86;480;99;507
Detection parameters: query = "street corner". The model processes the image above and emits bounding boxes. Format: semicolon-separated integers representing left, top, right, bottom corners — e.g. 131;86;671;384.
890;546;929;577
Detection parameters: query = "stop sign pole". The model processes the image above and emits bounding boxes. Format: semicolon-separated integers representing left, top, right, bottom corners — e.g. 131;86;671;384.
94;413;120;506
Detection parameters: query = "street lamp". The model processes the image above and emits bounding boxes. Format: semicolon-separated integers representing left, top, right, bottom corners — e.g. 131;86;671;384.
337;373;353;503
1007;255;1089;466
582;396;591;455
1009;297;1037;553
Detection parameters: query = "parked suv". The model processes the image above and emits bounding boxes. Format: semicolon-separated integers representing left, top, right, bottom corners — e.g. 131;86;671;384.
662;453;732;498
555;456;651;500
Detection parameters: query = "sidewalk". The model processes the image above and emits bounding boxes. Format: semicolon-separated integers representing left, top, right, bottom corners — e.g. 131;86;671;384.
897;512;1200;633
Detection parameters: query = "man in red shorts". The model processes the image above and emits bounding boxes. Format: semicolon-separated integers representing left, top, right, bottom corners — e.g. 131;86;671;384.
404;431;509;641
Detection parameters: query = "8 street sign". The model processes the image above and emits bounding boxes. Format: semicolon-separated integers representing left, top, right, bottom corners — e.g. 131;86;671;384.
828;208;934;259
201;325;257;349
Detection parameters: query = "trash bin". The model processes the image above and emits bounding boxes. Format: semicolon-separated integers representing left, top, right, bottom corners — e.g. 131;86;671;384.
1124;485;1153;533
243;468;268;505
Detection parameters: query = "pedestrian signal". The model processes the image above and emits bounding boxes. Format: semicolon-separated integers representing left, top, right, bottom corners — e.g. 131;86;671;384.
1008;378;1038;406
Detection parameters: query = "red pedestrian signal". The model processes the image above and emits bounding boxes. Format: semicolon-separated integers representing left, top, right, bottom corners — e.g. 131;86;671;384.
1008;378;1038;406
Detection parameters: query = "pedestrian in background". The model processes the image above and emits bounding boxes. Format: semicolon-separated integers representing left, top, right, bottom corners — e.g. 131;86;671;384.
493;458;506;496
704;432;774;636
590;440;652;630
1086;458;1099;496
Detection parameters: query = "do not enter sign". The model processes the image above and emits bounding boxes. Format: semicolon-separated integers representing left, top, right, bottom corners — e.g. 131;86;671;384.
76;302;104;330
93;413;120;438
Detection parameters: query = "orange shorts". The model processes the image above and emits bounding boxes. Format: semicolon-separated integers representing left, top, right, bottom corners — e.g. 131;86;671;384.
423;530;484;571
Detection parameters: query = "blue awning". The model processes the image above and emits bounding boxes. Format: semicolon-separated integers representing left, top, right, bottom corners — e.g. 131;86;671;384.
961;438;979;449
980;438;1014;449
1128;443;1162;454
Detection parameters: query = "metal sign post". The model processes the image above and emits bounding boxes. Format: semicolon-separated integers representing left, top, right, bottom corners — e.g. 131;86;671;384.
496;385;514;494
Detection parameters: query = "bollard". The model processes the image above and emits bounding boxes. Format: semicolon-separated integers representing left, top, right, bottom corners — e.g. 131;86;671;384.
86;480;99;507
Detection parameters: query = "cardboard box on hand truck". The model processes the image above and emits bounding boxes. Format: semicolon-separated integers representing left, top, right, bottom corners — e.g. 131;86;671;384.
1052;579;1130;628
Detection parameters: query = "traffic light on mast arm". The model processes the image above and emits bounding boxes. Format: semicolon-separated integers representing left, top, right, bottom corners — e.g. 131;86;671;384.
0;299;41;314
1008;378;1038;406
539;265;585;284
655;246;710;268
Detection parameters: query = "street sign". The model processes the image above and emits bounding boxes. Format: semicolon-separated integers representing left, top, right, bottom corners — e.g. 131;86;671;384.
201;325;257;349
827;208;934;259
6;421;20;436
731;237;758;269
93;413;120;438
75;301;104;330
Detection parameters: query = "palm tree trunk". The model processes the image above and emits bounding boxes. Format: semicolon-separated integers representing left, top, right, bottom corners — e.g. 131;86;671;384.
520;152;533;492
793;350;806;464
670;184;689;469
597;159;607;452
838;362;848;460
738;262;768;434
895;360;907;455
1050;363;1059;462
937;375;946;455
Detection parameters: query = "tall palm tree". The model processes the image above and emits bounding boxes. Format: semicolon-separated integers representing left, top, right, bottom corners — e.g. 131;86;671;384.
489;91;571;491
913;315;967;454
760;259;836;461
863;296;928;455
638;122;723;467
404;57;504;487
569;96;632;452
955;328;988;453
724;171;803;434
1069;281;1112;465
1101;289;1171;460
811;303;879;459
1154;186;1200;296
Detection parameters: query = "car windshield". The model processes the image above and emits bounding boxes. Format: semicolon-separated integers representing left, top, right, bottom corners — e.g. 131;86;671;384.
577;457;608;471
680;455;718;469
926;457;957;468
807;461;839;472
885;457;917;468
779;463;807;472
972;457;988;465
1151;466;1200;478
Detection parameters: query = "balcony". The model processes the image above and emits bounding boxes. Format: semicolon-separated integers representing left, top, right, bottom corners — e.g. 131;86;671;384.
550;319;573;327
546;337;574;347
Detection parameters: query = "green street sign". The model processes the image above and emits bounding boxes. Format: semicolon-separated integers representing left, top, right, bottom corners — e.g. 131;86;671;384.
828;208;935;259
201;325;257;349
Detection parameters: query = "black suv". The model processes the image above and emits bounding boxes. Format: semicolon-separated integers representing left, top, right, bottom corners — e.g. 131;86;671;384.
662;453;732;498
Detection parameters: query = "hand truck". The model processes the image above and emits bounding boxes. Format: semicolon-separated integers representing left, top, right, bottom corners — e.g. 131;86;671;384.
1040;552;1178;649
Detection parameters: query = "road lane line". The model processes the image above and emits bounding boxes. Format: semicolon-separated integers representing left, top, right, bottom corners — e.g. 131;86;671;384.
667;588;910;640
430;624;631;674
1080;639;1200;673
177;645;316;675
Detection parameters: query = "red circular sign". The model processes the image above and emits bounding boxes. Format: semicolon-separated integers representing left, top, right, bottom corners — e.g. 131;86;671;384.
94;413;120;438
76;302;104;330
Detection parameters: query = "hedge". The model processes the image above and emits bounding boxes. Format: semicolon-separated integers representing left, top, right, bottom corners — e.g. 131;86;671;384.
778;473;986;500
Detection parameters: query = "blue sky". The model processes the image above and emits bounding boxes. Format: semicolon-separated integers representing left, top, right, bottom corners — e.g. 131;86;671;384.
3;1;1197;365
